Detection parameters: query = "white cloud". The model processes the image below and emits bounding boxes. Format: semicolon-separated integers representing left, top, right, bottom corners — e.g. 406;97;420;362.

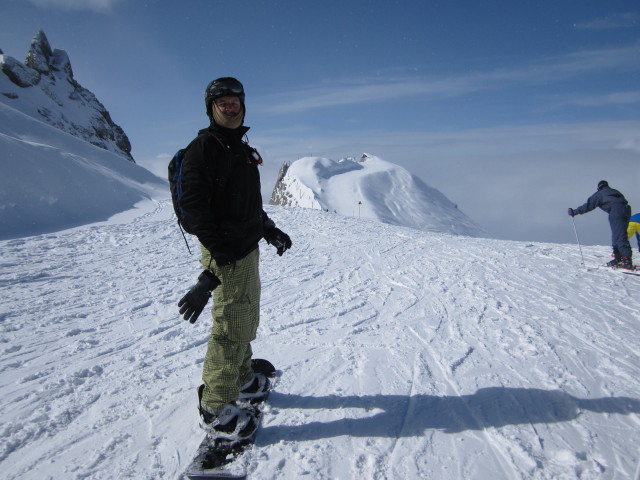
256;76;485;114
574;12;640;30
136;153;170;180
527;44;640;79
25;0;123;12
551;90;640;108
258;120;640;163
617;137;640;153
256;43;640;114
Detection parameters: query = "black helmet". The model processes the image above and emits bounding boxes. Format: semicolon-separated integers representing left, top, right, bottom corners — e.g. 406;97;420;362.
205;77;245;118
597;180;609;191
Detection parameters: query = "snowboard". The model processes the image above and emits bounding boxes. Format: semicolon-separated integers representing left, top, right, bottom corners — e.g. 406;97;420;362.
183;359;276;480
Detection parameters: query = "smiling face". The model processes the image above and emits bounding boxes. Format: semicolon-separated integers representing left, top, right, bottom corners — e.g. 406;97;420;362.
214;96;242;117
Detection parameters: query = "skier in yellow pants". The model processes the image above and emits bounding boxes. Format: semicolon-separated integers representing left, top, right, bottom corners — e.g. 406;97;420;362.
629;213;640;253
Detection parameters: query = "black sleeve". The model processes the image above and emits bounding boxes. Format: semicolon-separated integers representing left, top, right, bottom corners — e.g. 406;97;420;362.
262;209;275;231
179;136;230;258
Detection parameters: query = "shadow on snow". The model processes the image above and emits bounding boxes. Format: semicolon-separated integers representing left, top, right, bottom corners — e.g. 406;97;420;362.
257;387;640;444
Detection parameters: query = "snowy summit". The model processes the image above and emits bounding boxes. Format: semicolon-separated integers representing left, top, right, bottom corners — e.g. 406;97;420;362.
270;154;486;237
1;30;133;160
0;31;165;240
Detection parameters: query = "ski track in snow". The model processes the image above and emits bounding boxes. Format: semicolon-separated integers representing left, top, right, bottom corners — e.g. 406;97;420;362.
1;201;639;480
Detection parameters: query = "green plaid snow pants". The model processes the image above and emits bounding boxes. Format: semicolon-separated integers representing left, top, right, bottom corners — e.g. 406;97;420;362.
199;246;261;413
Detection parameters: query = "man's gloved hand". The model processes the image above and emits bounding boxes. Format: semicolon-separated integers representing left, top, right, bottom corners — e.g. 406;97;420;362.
178;270;221;324
568;208;576;217
264;227;292;256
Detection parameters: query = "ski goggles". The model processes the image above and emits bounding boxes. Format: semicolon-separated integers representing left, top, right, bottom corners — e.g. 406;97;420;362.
207;77;244;99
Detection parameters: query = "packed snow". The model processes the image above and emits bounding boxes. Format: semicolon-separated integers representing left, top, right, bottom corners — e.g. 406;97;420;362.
1;198;639;480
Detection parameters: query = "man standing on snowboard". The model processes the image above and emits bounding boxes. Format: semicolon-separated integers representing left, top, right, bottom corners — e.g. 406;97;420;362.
176;77;292;441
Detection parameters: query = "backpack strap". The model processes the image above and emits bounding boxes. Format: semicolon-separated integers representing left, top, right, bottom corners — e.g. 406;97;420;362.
204;134;236;213
179;131;237;211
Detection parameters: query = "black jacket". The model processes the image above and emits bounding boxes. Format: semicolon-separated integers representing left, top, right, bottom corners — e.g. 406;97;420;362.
179;124;272;264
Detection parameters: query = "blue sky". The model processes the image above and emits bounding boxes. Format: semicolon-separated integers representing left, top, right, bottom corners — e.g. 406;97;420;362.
2;0;639;247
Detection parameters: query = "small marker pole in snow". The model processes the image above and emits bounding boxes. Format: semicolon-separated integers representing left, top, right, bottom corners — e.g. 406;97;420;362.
570;216;585;266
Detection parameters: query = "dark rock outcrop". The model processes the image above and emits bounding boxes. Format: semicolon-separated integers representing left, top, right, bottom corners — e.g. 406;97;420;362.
0;30;134;162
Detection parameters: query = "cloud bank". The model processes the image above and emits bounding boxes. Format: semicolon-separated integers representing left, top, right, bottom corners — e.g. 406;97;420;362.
256;43;640;115
24;0;123;12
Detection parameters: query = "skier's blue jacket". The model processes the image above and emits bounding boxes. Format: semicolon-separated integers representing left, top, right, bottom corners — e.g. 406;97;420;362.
574;186;629;216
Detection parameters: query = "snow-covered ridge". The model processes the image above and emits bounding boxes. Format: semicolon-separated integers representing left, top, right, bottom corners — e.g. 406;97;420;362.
270;153;487;237
0;30;133;161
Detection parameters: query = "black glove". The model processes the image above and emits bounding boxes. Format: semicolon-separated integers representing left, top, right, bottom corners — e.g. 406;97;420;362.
264;227;292;256
568;208;576;217
178;270;221;324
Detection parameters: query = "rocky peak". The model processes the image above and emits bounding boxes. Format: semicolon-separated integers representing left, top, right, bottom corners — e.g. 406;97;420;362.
25;30;53;74
0;30;133;162
269;161;291;206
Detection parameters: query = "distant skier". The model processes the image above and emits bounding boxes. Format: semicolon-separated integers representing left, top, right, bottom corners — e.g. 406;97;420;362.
568;180;633;269
176;77;292;441
628;213;640;253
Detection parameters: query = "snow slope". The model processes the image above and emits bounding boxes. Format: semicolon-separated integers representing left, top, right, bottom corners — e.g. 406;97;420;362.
0;101;165;239
270;154;486;238
1;202;639;480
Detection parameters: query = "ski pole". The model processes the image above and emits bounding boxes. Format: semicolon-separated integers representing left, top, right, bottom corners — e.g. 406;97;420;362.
570;216;585;266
